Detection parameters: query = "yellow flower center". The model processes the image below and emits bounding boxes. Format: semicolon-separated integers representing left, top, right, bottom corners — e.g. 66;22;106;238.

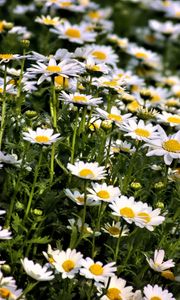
65;28;81;38
108;114;122;122
161;270;175;281
89;263;103;275
46;65;61;72
90;65;101;72
35;135;50;143
127;100;140;112
61;2;72;6
92;50;107;60
150;297;162;300
163;139;180;153
175;11;180;17
135;52;148;59
151;94;161;102
55;75;69;88
174;90;180;97
0;288;11;299
48;256;55;264
103;80;118;87
79;168;94;178
0;21;5;32
62;259;75;272
134;128;150;138
76;196;84;203
137;212;151;223
0;88;3;93
97;190;110;199
120;207;135;218
88;11;101;19
163;0;170;7
167;116;180;124
0;54;14;60
43;18;58;25
107;288;122;300
73;95;87;102
107;226;120;236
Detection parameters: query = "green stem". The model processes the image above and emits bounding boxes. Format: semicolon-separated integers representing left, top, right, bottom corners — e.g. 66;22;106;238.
105;124;114;167
17;282;39;300
70;109;79;164
0;64;7;150
25;150;43;219
5;146;28;227
16;49;26;114
114;228;122;261
50;143;55;184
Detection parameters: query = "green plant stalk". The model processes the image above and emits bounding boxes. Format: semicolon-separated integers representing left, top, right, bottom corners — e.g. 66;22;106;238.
5;145;28;227
17;282;39;300
0;64;7;150
105;124;114;167
70;108;79;164
16;49;26;114
50;143;55;184
52;78;57;129
114;227;122;261
25;150;43;218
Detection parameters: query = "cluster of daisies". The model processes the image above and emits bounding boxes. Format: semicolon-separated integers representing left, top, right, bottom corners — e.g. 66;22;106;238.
0;0;179;299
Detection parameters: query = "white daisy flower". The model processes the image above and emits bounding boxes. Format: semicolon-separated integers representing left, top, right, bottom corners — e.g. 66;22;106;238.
146;249;175;272
0;226;12;240
42;244;61;266
145;125;180;165
149;20;180;37
85;44;118;66
0;210;6;215
80;257;117;282
67;218;99;236
92;76;125;93
52;248;83;279
165;2;180;19
59;91;102;106
96;106;133;127
22;127;60;145
85;7;112;22
127;44;161;69
35;15;62;26
122;119;159;141
0;151;21;166
21;258;54;281
157;111;180;129
110;140;136;155
85;57;111;74
0;285;23;300
51;21;97;44
97;275;133;300
87;182;121;203
102;221;129;238
143;284;175;300
67;161;107;180
64;188;97;206
134;204;165;231
109;196;139;224
0;53;24;63
27;57;84;85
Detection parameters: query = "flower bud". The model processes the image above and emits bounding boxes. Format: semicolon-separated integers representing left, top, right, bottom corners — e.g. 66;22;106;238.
130;182;142;190
154;181;165;190
155;201;164;209
1;264;11;274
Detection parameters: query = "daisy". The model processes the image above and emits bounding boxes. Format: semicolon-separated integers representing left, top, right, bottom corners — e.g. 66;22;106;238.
27;57;84;85
0;151;21;166
22;127;60;145
0;226;12;239
35;15;62;26
157;111;180;128
59;91;102;106
64;188;97;206
42;244;61;266
0;53;22;63
146;249;175;272
122;119;159;141
102;221;129;238
51;21;97;44
67;161;107;180
87;182;121;203
96;106;133;127
92;76;125;94
0;285;23;300
149;20;180;37
110;140;136;155
165;2;180;19
0;209;6;215
52;248;83;279
134;204;165;231
80;257;117;282
109;196;139;224
21;258;54;281
97;276;133;300
145;125;180;165
85;7;112;22
143;284;175;300
85;44;118;66
85;57;110;74
67;218;99;236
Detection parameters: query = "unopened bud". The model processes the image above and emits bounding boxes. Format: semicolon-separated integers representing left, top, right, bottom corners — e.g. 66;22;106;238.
33;208;43;216
156;201;164;209
1;264;11;274
21;39;30;48
154;181;165;190
25;110;38;119
130;182;142;190
101;120;112;130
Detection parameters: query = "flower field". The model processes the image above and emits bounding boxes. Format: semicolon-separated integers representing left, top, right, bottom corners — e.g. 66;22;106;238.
0;0;180;299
